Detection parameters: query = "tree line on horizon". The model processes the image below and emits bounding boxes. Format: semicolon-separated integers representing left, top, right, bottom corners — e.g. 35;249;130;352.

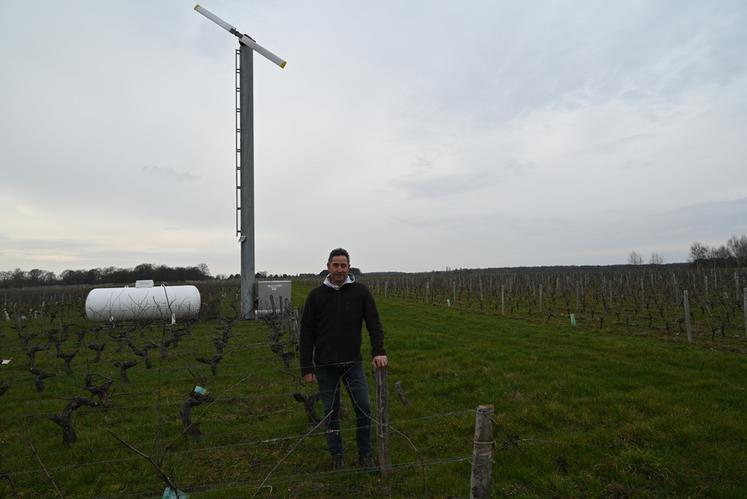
688;235;747;265
0;263;213;289
3;236;746;289
627;234;747;267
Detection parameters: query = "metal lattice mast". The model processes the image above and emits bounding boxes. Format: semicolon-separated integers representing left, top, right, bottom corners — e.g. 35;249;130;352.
234;49;241;238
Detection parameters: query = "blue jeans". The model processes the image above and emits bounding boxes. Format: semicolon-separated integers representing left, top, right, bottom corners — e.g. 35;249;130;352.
315;362;373;457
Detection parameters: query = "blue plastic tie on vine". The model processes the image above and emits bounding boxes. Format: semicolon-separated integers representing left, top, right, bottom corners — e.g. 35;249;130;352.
162;486;189;499
194;386;207;395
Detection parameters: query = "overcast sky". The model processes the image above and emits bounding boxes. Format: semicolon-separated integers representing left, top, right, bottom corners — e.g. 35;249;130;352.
1;0;746;276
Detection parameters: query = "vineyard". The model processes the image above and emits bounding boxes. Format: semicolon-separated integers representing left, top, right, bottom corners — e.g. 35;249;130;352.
363;265;747;348
0;265;746;497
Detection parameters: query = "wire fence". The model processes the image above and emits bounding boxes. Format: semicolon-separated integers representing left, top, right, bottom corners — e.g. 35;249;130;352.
113;455;474;499
3;371;497;498
3;409;476;478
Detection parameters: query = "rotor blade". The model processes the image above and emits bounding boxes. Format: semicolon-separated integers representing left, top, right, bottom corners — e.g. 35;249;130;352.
194;4;286;69
194;4;239;36
239;34;287;69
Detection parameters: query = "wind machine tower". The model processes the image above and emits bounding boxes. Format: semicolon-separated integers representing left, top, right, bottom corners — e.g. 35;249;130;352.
194;4;286;319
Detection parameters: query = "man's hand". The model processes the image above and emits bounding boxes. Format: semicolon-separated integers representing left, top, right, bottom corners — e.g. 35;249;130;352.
302;373;316;383
372;355;388;369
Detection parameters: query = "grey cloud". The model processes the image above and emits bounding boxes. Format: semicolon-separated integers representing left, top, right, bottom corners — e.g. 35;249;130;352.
411;154;433;169
504;159;536;176
393;169;497;198
554;198;747;261
593;198;747;246
386;197;747;267
656;198;747;241
394;154;534;199
0;231;232;273
571;133;656;158
141;166;199;183
0;233;92;252
397;1;747;133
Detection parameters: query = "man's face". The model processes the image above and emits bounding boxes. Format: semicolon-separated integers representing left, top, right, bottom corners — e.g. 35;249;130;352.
327;255;350;286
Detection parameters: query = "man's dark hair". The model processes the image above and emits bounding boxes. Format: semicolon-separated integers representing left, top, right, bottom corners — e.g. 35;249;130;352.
328;248;350;264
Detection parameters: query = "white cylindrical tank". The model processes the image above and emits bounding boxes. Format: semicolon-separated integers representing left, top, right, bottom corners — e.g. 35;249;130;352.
85;284;201;322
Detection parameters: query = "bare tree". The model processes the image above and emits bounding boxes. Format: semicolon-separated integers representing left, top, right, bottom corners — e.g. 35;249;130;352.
727;235;747;259
628;251;643;265
689;242;710;262
710;245;731;259
649;252;664;265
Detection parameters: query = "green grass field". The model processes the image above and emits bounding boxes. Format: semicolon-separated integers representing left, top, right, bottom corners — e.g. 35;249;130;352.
0;281;746;497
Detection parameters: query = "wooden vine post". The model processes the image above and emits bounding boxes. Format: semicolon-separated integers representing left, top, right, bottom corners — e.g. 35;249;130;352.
478;278;484;312
538;284;543;313
374;365;391;475
683;290;692;342
470;404;495;499
743;288;747;338
735;272;739;303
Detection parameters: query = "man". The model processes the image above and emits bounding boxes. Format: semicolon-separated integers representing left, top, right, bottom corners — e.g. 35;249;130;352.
300;248;388;470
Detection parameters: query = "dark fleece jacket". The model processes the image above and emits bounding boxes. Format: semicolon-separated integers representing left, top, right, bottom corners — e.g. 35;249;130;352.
299;281;385;375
